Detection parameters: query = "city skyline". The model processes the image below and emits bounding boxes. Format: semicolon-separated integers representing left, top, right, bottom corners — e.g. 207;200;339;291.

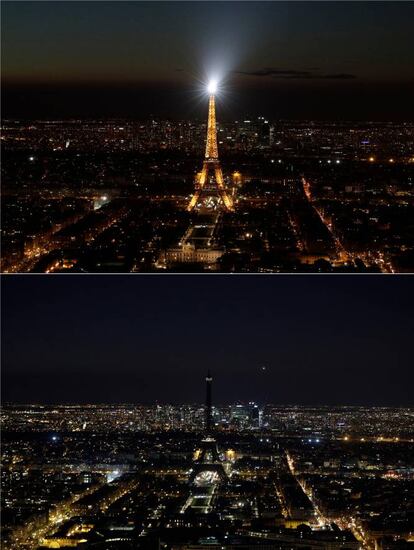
2;1;414;120
2;3;414;549
2;275;413;406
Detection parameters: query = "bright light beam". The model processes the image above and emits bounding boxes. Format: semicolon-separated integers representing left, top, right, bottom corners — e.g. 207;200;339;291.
207;79;218;94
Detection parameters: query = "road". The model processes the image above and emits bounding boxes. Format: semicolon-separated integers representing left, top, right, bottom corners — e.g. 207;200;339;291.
286;450;373;550
302;177;394;273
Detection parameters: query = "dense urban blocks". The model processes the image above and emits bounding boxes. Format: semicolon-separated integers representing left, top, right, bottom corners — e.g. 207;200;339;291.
2;399;413;549
2;3;413;550
2;119;413;273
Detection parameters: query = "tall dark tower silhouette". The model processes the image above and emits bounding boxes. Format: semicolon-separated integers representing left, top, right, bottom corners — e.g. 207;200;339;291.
205;370;213;434
189;371;227;485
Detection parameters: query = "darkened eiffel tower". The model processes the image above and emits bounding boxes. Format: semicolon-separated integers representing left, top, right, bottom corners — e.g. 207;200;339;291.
205;370;213;435
187;82;234;212
190;371;226;483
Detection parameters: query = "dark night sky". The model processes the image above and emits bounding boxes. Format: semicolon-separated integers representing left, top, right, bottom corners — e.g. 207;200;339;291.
2;1;414;120
2;275;413;406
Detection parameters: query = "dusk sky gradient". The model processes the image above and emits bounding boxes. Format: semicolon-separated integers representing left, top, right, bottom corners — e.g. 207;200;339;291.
2;1;414;119
2;276;413;406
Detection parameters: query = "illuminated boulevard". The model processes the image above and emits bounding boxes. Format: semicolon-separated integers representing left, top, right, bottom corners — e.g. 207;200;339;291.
301;177;395;273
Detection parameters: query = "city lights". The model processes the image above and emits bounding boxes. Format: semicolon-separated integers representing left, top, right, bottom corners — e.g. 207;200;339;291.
3;397;413;549
2;118;413;274
1;1;413;549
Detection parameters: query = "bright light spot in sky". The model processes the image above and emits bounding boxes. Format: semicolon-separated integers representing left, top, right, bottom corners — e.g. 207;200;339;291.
207;79;218;94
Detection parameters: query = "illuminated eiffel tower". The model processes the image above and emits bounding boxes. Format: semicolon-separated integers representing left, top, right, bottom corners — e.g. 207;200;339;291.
187;82;234;212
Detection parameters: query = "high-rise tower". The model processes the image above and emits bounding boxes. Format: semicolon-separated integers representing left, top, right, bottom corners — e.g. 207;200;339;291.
187;83;234;212
205;370;213;435
189;371;227;486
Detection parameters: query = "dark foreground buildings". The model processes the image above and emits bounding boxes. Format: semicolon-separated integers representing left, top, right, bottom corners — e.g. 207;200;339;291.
1;375;414;549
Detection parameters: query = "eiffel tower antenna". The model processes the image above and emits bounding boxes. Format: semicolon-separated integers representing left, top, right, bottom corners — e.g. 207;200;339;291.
187;82;234;212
